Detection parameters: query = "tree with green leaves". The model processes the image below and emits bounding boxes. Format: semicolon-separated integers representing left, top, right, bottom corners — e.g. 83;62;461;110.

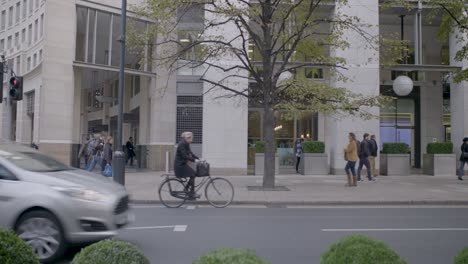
129;0;390;188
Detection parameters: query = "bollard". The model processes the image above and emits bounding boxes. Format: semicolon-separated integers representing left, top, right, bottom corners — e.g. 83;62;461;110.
113;151;126;186
165;151;169;174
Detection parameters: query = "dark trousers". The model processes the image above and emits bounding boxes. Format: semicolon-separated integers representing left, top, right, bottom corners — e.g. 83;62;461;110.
296;157;301;172
126;155;134;166
357;157;372;180
345;161;356;176
459;160;468;177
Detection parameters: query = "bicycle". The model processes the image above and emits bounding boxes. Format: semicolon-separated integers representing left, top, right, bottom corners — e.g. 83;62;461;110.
158;174;235;208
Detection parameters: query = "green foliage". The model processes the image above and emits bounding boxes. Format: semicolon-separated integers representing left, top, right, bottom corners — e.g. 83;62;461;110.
426;142;453;154
0;229;40;264
320;234;407;264
71;240;149;264
382;143;409;154
255;141;265;153
455;247;468;264
193;248;269;264
303;141;325;153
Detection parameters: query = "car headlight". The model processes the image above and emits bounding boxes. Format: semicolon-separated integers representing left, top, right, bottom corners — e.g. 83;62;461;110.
51;186;108;202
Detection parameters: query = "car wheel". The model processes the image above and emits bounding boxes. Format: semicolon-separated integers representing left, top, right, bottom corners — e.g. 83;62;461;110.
15;210;66;263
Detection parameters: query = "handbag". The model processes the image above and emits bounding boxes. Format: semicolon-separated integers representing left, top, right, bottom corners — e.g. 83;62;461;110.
102;163;113;177
463;152;468;159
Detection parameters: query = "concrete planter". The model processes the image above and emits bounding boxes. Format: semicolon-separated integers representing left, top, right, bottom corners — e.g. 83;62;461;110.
423;154;456;176
255;154;279;175
300;153;328;175
380;154;410;176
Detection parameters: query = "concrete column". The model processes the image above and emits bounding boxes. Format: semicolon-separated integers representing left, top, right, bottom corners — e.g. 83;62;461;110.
326;0;380;175
450;31;468;159
202;0;248;175
38;0;76;165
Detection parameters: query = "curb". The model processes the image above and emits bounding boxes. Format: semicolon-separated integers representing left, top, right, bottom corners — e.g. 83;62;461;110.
130;199;468;206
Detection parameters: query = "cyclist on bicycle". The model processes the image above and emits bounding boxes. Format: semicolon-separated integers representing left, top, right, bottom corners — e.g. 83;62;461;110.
174;131;200;198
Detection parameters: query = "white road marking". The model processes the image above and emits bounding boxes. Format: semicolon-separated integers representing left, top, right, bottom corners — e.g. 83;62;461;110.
173;225;188;232
126;225;188;232
186;205;197;210
322;228;468;232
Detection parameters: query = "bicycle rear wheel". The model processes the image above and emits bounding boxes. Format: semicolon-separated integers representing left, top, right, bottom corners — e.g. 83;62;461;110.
158;178;188;208
205;177;234;208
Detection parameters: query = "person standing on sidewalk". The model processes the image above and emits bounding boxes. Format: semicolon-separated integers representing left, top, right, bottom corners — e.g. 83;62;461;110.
357;133;375;182
369;135;379;177
344;133;359;187
458;137;468;181
126;137;136;166
103;136;113;170
294;138;304;173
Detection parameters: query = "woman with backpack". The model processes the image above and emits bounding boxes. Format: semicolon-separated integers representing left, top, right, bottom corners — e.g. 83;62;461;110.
458;137;468;181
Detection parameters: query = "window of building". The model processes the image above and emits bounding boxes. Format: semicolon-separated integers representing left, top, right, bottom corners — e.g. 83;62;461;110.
0;10;5;31
0;39;4;52
26;91;35;115
14;32;19;47
22;0;27;18
39;14;43;37
15;2;20;23
35;0;38;9
29;0;33;14
16;55;20;74
39;49;42;61
95;11;111;65
8;6;13;27
21;28;25;42
27;56;30;70
134;75;140;96
28;23;31;45
33;53;37;66
34;19;38;42
7;35;12;49
176;96;203;144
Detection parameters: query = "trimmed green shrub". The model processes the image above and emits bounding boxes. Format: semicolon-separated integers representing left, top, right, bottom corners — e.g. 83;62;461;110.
427;142;453;154
71;239;149;264
455;247;468;264
255;141;265;153
303;141;325;153
193;248;270;264
0;229;40;264
382;143;409;154
320;235;406;264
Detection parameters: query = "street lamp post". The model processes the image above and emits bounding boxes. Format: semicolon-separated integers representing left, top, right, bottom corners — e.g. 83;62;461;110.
113;0;127;186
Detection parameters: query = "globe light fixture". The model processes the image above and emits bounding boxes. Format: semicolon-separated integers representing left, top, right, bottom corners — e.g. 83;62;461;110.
392;75;414;96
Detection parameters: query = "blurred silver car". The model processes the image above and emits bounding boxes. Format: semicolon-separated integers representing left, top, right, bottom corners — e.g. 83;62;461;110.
0;142;133;263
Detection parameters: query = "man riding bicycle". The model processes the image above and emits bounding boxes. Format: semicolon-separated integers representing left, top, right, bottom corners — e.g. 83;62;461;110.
174;131;200;199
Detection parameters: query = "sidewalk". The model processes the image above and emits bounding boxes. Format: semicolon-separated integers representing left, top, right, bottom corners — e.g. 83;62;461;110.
124;171;468;206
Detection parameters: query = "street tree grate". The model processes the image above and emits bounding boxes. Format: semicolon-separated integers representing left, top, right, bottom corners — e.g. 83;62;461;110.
247;186;290;192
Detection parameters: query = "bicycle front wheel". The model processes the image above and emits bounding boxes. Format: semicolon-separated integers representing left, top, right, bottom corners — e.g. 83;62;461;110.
158;178;188;208
205;177;234;208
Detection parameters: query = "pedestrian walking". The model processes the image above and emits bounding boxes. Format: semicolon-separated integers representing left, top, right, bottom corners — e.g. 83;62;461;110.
86;136;105;172
174;131;200;199
369;135;379;177
126;137;136;166
294;138;304;173
458;137;468;181
357;133;375;182
78;137;91;169
344;132;359;187
103;136;113;168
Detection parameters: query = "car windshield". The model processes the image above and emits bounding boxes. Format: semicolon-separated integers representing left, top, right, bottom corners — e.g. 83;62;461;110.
0;144;71;172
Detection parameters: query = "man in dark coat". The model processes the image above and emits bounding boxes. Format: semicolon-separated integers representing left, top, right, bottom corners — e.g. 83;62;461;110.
369;135;379;177
174;132;199;198
357;133;375;182
126;137;136;166
458;137;468;181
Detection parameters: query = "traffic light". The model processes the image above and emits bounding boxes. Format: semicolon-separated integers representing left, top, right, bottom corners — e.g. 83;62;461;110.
9;76;23;101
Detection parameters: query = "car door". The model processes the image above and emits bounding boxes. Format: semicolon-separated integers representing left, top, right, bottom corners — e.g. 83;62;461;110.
0;161;22;228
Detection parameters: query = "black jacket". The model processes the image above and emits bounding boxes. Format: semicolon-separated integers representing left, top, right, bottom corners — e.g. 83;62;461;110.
126;141;135;157
359;140;371;158
461;143;468;162
174;139;199;177
369;139;378;157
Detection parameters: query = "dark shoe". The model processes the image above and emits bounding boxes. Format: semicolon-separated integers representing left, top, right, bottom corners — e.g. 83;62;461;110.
459;176;463;181
369;177;376;182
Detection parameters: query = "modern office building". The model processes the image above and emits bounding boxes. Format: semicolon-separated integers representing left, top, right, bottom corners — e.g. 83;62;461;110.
0;0;466;175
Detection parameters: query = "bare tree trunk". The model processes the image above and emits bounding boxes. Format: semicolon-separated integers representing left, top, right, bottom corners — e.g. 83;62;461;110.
263;107;276;188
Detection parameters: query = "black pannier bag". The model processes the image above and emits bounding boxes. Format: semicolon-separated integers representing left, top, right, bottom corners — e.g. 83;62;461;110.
196;161;210;177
